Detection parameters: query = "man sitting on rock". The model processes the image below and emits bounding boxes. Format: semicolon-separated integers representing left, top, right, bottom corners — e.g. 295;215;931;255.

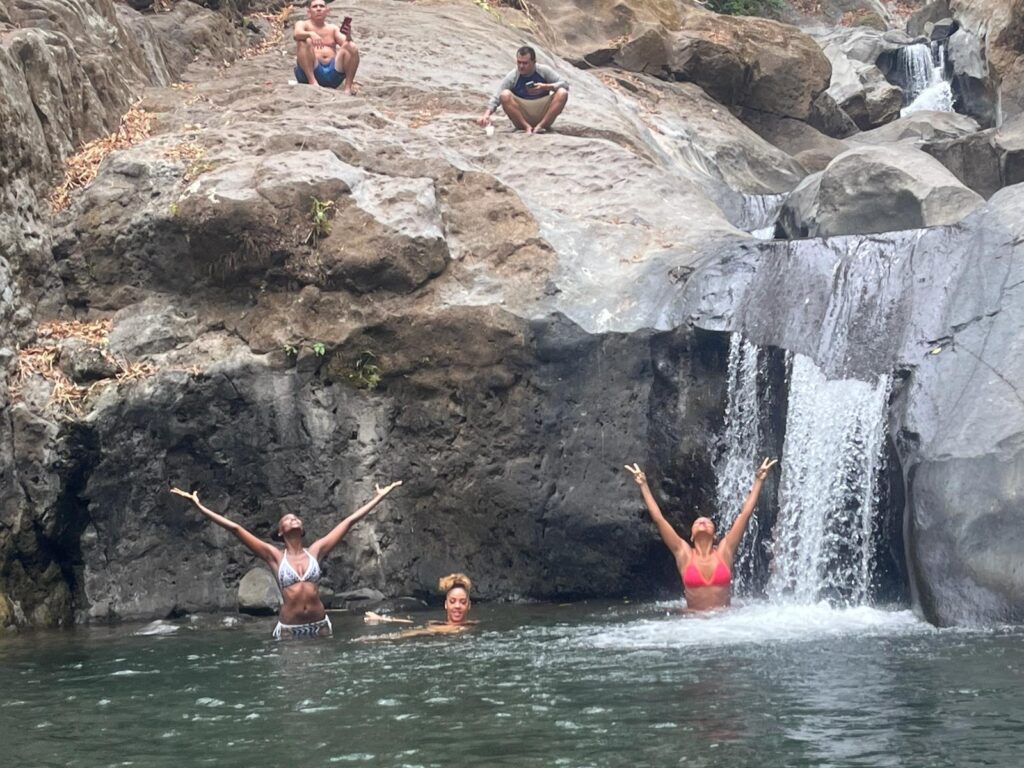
477;46;568;134
293;0;359;94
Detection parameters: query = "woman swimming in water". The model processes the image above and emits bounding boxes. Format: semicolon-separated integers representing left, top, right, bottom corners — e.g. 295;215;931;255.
362;572;476;640
169;480;402;638
625;458;777;611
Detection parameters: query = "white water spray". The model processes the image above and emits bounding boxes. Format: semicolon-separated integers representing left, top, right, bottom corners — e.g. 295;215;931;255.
715;334;764;592
768;354;891;606
898;42;954;115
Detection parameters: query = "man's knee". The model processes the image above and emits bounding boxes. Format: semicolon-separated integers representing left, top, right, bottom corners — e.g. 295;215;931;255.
342;40;359;56
499;89;514;105
553;87;568;105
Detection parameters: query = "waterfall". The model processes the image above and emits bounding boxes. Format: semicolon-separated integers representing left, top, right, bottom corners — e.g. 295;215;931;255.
714;333;765;592
898;42;954;115
767;354;891;606
736;193;785;239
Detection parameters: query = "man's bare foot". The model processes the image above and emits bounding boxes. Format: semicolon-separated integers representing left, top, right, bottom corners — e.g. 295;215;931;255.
533;127;546;134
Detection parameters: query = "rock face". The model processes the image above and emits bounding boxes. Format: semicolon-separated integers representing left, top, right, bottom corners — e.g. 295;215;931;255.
778;145;985;238
4;0;1024;630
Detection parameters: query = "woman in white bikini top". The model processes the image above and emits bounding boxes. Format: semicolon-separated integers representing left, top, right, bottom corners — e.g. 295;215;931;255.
171;479;402;638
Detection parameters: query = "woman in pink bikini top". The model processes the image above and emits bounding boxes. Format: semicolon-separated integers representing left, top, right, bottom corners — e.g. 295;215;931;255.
625;458;777;611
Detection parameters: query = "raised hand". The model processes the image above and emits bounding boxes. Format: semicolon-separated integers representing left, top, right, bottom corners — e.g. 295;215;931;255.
755;457;779;480
169;487;200;504
624;463;647;485
375;480;403;497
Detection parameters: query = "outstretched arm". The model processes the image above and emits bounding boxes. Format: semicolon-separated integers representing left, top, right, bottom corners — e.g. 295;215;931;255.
169;487;279;566
624;464;690;561
718;458;778;564
310;480;402;559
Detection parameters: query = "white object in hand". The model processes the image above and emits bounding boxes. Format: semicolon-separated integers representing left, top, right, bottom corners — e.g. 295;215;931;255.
485;124;495;137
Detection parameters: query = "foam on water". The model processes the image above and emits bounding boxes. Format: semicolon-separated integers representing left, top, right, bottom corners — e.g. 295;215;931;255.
578;602;932;651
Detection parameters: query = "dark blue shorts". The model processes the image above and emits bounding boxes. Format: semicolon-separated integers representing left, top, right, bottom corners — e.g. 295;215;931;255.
295;60;345;88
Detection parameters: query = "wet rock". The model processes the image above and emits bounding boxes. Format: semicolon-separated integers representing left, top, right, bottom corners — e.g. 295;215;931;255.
930;18;959;41
134;619;180;635
237;567;281;616
777;145;985;238
946;27;1000;128
922;113;1024;197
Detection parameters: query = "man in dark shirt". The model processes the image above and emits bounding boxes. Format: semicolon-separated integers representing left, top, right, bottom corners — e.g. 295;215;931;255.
477;46;569;134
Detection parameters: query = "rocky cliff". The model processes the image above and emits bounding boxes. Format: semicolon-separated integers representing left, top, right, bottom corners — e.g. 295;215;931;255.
1;0;1022;628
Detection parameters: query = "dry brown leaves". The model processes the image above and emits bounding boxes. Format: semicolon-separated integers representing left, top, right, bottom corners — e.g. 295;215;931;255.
162;140;214;182
49;106;154;212
13;319;160;418
243;4;293;59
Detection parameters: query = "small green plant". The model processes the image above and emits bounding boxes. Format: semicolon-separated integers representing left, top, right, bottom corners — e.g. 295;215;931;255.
304;197;336;248
168;201;179;217
283;341;327;358
347;350;382;391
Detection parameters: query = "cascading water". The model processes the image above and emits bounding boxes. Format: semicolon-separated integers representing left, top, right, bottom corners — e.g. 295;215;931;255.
714;333;765;592
767;353;891;606
736;193;785;240
898;42;954;115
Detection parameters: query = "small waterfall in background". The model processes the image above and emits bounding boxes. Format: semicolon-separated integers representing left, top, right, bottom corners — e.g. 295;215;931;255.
736;193;785;240
714;333;765;593
898;42;954;115
767;354;891;606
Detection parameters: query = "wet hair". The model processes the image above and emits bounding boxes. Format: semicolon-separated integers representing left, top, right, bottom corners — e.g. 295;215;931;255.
516;46;536;61
439;573;472;595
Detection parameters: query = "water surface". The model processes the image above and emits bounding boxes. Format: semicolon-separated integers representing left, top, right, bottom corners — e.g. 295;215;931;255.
3;601;1022;767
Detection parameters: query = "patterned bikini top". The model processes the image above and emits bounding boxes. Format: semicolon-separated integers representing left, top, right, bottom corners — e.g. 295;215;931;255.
277;549;322;589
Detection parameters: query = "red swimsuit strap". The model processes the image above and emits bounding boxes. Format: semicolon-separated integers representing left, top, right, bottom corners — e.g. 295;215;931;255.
682;553;732;588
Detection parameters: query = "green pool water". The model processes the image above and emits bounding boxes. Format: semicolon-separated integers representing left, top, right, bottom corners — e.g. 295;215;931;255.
3;601;1022;767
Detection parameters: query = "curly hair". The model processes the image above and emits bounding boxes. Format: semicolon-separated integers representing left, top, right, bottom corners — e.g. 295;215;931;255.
438;572;472;595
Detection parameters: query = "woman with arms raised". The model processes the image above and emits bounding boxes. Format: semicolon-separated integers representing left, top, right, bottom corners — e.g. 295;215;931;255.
170;480;402;638
625;458;777;610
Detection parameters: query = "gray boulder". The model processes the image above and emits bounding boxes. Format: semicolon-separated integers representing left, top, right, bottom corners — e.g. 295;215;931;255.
946;27;1000;128
778;145;985;238
922;113;1024;198
237;567;281;616
849;110;981;146
737;109;850;173
823;40;903;130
